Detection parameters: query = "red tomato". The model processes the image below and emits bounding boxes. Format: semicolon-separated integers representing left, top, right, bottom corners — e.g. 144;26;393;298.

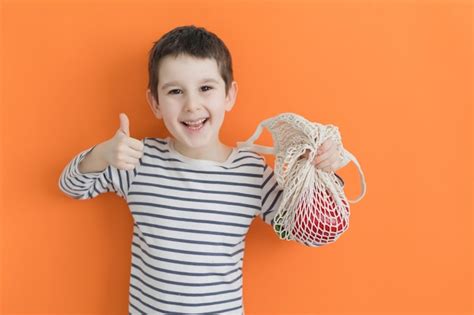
292;189;349;244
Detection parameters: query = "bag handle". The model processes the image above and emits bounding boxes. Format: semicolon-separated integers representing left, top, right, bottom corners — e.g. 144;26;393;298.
236;116;277;154
237;118;367;203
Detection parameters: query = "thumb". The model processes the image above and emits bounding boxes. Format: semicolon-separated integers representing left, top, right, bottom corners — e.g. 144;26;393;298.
119;113;130;136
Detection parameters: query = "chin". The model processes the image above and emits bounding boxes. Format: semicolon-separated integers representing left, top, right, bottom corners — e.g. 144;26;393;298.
169;120;218;149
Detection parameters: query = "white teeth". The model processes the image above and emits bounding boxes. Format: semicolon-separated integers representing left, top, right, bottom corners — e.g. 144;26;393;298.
183;118;207;125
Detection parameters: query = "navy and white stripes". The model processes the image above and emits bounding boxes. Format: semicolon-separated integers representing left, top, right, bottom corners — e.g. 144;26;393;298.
58;137;281;314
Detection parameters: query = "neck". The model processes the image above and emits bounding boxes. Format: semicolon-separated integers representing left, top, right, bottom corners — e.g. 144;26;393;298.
172;138;232;163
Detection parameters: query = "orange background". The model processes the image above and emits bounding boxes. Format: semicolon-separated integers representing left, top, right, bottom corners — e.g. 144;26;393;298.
1;0;472;314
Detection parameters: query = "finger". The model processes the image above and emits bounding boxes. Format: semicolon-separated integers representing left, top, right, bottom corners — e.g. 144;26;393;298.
124;146;143;160
318;165;332;173
317;140;332;156
120;155;141;166
119;113;130;136
316;149;339;168
126;137;145;153
316;160;329;169
325;166;335;173
120;162;138;171
315;144;337;164
323;139;332;151
314;155;324;166
331;160;341;172
319;139;332;153
321;161;337;173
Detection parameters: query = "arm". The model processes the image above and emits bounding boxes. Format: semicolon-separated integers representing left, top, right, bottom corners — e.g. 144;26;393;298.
77;142;109;174
58;113;144;200
58;142;140;200
259;164;283;227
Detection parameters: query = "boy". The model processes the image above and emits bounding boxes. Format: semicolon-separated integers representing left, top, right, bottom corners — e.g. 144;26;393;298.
58;25;347;314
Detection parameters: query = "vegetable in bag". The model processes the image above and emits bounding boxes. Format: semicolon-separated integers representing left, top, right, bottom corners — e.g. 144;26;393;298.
237;113;367;246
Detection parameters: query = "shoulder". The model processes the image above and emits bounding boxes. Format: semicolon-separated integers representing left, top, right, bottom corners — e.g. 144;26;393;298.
142;137;170;154
232;148;271;176
234;148;265;163
234;148;266;164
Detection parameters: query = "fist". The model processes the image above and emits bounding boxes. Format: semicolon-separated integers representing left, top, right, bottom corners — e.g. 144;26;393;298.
302;139;344;173
101;113;144;170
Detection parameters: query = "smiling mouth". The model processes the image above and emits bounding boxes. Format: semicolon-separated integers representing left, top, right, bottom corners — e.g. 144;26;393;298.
181;118;209;130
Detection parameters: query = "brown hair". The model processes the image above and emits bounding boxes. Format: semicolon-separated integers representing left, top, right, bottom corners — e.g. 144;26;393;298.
147;25;234;102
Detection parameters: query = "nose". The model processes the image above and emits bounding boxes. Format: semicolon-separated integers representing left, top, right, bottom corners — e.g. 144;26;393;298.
183;93;202;112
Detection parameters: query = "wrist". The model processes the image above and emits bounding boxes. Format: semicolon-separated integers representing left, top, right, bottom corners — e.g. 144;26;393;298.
96;141;111;167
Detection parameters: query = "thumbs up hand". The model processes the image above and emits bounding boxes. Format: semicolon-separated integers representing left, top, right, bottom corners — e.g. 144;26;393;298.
100;113;144;170
119;112;130;136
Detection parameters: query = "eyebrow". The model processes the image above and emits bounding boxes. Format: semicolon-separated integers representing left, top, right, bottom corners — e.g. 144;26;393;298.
161;78;220;90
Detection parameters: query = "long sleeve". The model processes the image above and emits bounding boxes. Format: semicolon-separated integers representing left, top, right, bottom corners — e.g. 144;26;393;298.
58;144;140;201
259;164;283;226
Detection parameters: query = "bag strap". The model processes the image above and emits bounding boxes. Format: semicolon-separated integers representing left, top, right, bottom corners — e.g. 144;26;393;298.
338;149;366;203
236;116;277;155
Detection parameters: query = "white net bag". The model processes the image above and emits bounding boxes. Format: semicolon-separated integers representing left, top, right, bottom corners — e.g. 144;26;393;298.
237;113;367;246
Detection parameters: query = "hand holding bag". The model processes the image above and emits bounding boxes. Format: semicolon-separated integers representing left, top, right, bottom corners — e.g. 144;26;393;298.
237;113;367;246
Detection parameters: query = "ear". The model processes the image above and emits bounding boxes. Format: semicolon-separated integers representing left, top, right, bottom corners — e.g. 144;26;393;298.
146;89;162;119
224;81;238;112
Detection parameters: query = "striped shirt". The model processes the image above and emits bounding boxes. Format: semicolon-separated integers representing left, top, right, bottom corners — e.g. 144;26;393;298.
58;137;285;314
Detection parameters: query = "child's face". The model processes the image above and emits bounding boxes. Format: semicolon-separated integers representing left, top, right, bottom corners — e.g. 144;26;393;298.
147;54;237;151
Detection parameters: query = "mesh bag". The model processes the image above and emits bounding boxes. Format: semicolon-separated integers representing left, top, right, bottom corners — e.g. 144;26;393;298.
237;113;367;246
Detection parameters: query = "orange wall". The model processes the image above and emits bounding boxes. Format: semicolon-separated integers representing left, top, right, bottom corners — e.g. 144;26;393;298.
1;0;472;314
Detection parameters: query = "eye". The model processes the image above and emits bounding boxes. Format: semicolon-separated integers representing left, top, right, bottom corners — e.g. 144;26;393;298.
168;89;182;95
201;85;213;92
